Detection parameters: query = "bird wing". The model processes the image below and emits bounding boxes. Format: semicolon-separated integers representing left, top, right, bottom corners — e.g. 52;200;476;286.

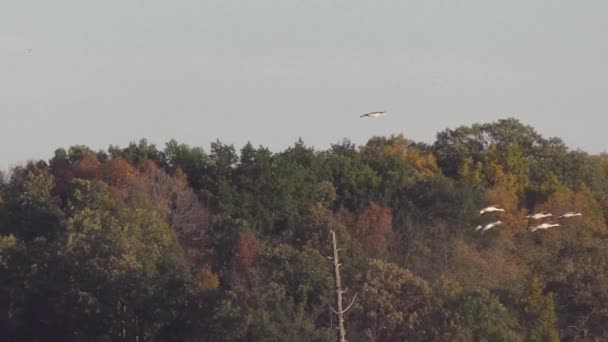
363;111;385;116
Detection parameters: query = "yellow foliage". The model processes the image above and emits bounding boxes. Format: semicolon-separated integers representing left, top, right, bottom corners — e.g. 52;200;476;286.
537;186;607;236
484;144;506;187
405;148;439;177
382;142;406;159
482;144;530;194
197;264;220;291
458;157;484;186
533;173;561;196
502;144;530;194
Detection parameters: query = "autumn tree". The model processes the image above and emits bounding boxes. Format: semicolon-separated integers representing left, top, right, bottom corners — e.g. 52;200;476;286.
73;151;102;180
233;230;259;267
353;202;393;255
103;157;138;196
131;164;210;266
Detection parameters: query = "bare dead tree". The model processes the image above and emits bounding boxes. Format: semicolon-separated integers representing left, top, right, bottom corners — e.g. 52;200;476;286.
329;230;357;342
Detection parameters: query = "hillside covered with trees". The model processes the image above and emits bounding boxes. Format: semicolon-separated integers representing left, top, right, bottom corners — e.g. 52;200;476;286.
2;118;608;341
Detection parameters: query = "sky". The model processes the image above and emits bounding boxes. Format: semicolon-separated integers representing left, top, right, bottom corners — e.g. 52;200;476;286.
1;0;607;170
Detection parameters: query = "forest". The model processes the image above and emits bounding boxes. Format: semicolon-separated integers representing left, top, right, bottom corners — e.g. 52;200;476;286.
1;118;608;341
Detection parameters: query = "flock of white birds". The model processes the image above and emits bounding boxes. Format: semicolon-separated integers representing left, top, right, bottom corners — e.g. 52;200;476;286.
357;111;585;235
475;205;582;233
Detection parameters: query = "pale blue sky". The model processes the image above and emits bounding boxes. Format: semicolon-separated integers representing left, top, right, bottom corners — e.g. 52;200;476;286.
1;1;607;169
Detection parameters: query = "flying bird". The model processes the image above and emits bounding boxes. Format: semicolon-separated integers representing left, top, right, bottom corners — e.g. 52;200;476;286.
526;212;552;220
482;220;503;232
360;111;386;118
475;225;483;231
558;212;582;219
530;222;560;232
479;205;505;215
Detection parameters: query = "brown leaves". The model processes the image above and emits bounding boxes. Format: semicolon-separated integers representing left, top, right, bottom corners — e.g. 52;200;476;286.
354;202;393;254
452;238;527;294
486;186;527;241
130;160;210;263
233;231;259;267
103;157;138;196
536;186;607;237
74;152;101;181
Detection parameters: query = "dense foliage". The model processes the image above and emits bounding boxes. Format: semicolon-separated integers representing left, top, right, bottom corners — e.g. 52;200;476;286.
1;118;607;341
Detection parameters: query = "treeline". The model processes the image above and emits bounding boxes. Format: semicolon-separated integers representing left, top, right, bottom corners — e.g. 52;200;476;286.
1;118;608;341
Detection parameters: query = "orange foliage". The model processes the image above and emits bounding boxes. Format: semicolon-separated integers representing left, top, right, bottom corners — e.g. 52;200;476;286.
233;231;259;267
104;157;138;194
74;152;101;180
354;202;393;254
486;186;527;241
137;159;160;174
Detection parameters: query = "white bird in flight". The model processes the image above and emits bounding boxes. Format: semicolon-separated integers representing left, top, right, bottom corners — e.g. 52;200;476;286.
526;212;552;220
558;212;582;219
530;222;560;232
479;205;505;215
482;220;503;232
360;111;386;118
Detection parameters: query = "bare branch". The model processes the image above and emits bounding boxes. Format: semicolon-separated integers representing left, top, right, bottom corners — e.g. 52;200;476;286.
342;293;358;313
330;306;340;315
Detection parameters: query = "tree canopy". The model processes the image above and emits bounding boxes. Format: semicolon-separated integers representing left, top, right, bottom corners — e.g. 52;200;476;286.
1;118;607;341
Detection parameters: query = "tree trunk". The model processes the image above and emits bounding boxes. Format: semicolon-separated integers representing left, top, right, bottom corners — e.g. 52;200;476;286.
331;230;347;342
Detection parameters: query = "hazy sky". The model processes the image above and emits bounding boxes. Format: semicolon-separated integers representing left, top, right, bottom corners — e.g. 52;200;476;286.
2;1;607;169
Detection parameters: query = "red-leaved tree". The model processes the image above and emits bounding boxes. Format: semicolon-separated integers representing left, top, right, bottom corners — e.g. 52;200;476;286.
354;202;393;254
